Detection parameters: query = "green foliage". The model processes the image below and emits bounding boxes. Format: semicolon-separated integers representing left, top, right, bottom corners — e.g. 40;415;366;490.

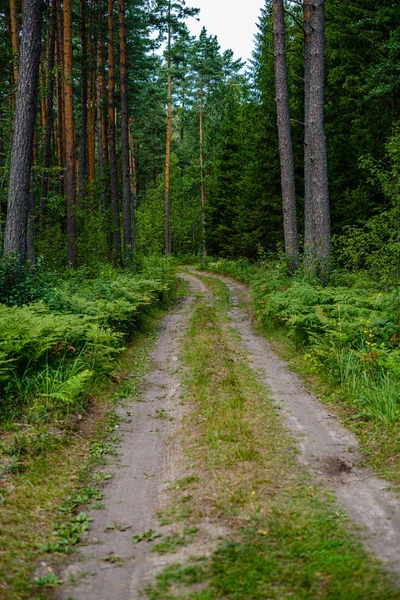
0;253;52;306
333;127;400;284
0;259;176;425
34;571;62;588
41;512;93;553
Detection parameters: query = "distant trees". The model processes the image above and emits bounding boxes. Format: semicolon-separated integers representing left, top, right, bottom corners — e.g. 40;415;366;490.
0;0;398;271
151;0;199;254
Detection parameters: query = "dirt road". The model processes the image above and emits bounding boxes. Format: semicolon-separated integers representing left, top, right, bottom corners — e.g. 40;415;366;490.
56;271;400;599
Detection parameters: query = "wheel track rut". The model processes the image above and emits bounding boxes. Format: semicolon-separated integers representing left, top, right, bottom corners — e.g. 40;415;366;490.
192;269;400;578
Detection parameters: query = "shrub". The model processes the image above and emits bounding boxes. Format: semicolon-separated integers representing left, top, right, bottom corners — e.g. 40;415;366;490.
0;258;176;424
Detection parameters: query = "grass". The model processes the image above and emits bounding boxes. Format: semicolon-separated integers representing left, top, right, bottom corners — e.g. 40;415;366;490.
147;274;399;600
0;304;173;600
152;527;199;554
199;258;400;488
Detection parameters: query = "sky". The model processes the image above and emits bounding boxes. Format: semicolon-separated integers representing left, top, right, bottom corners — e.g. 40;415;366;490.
185;0;264;64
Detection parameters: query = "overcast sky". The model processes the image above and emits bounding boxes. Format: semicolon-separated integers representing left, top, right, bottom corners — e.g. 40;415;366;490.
185;0;264;64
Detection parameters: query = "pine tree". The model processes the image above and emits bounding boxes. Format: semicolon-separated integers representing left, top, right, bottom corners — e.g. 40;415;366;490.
273;0;299;266
4;0;44;261
304;0;330;272
63;0;77;266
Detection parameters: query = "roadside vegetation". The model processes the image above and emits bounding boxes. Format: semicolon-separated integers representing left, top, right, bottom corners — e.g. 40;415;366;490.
147;275;399;600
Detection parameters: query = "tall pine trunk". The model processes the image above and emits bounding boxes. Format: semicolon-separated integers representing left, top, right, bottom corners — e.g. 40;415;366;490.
273;0;299;267
304;0;330;272
9;0;19;90
56;0;64;195
164;14;172;255
40;0;56;228
199;82;206;258
303;0;314;263
129;115;137;250
4;0;44;261
108;0;122;263
63;0;77;267
79;0;88;206
118;0;133;259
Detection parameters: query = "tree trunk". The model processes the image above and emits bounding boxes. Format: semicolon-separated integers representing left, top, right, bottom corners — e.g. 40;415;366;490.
129;115;137;250
4;0;44;261
303;0;314;264
306;0;330;272
56;0;64;195
10;0;20;89
273;0;299;268
96;7;108;217
108;0;122;263
40;0;56;228
199;82;206;258
27;192;36;263
79;0;88;207
118;0;132;259
87;56;96;208
164;16;172;255
63;0;77;267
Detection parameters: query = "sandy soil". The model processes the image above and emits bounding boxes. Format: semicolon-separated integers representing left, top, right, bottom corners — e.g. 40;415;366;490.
55;271;400;599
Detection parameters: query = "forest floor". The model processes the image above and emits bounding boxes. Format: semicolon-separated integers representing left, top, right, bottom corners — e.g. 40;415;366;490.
50;270;400;600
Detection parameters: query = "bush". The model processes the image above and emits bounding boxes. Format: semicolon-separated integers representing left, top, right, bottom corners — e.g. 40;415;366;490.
0;254;52;306
0;258;176;423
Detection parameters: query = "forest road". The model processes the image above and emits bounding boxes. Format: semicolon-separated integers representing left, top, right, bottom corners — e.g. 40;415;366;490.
55;270;400;600
190;270;400;578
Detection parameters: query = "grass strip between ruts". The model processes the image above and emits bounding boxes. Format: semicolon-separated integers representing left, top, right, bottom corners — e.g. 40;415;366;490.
147;274;399;600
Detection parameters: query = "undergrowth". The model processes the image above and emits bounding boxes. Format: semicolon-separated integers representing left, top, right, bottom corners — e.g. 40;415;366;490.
0;256;176;430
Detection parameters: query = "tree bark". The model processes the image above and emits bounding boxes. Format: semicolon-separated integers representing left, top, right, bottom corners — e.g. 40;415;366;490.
164;11;172;255
306;0;330;271
56;0;64;195
273;0;299;268
63;0;77;267
199;82;206;258
303;0;314;263
10;0;20;89
118;0;133;259
129;115;137;250
79;0;88;207
4;0;44;261
40;0;56;228
108;0;122;263
87;48;96;208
